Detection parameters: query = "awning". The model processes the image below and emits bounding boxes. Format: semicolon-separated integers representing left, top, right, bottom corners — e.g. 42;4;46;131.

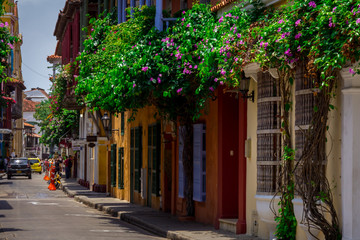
0;129;12;134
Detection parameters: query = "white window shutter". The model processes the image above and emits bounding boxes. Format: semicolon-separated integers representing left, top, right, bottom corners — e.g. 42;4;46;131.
193;124;203;202
178;126;185;198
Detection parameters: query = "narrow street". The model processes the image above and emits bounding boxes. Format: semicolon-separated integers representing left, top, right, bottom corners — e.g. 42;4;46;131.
0;173;165;240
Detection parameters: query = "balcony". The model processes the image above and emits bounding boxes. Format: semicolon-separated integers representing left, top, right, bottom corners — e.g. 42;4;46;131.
63;81;83;110
11;101;22;119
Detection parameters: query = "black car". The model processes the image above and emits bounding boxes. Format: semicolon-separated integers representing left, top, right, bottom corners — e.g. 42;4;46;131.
7;158;32;179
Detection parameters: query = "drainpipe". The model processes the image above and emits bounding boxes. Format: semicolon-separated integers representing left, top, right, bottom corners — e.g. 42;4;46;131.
98;0;102;15
117;0;121;23
155;0;163;31
104;0;109;13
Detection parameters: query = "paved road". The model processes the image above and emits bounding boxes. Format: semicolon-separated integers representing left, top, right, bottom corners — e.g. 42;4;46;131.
0;173;165;240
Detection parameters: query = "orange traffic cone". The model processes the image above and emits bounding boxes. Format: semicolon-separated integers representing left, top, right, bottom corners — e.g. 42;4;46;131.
43;170;50;181
48;182;56;191
48;165;56;191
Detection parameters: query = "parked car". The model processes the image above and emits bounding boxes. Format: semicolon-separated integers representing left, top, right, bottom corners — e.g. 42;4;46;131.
29;158;42;174
7;158;32;179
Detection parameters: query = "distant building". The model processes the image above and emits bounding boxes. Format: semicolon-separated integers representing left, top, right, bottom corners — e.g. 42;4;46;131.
23;88;49;158
23;88;49;134
0;0;26;161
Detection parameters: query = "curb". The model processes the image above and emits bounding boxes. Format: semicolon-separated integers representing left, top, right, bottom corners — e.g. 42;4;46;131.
61;185;193;240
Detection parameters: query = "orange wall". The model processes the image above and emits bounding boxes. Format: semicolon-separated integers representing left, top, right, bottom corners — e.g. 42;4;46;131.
175;94;219;226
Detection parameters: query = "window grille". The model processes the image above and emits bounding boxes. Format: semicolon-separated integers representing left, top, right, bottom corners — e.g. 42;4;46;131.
256;72;282;194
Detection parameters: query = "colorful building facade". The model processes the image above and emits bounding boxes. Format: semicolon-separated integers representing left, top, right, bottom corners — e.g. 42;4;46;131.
1;0;26;159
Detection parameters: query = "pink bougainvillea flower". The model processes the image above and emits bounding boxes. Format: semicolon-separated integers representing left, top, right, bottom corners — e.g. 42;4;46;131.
181;18;185;21
295;19;301;26
209;87;214;91
0;23;4;27
149;41;151;45
220;81;224;85
278;19;284;24
332;7;337;12
133;83;136;88
225;13;232;17
157;77;161;83
308;1;316;8
220;69;226;75
102;47;106;51
214;78;218;82
186;24;190;27
285;48;292;57
295;32;302;39
356;19;360;24
5;22;8;27
182;11;185;14
142;66;149;72
349;68;356;74
297;45;302;52
219;16;224;23
194;65;198;69
277;27;282;32
177;88;182;93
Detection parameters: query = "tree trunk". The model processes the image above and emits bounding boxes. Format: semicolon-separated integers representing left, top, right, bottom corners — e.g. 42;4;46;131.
180;120;194;216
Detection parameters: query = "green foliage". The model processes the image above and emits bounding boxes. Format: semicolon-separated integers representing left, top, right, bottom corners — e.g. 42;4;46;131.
76;7;156;112
275;146;297;240
50;63;76;114
34;100;79;146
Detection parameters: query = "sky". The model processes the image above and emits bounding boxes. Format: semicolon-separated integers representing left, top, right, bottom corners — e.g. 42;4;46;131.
18;0;66;93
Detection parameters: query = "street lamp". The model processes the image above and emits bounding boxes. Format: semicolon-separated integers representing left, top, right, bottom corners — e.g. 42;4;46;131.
101;112;110;132
239;74;255;102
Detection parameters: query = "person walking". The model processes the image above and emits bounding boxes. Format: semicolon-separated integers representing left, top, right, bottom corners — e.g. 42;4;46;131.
64;156;71;179
4;157;8;171
55;159;61;174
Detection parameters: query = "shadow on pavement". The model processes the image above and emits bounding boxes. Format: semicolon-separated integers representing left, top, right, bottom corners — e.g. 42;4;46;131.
0;200;13;210
0;182;13;185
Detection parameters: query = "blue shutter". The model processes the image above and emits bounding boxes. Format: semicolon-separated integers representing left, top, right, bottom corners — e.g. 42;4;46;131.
193;124;203;202
178;126;185;198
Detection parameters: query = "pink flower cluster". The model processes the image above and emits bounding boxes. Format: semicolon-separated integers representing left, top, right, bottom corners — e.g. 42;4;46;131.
308;1;316;8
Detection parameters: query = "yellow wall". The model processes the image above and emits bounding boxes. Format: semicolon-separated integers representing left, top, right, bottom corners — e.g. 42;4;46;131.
98;138;108;185
111;106;162;209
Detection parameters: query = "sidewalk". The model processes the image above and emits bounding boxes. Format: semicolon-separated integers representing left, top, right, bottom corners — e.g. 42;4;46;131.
61;178;263;240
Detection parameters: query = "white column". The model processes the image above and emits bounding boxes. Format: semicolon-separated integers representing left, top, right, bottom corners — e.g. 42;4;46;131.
340;67;360;240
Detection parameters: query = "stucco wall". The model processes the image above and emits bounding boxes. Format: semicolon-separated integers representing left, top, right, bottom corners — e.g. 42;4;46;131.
247;78;343;239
